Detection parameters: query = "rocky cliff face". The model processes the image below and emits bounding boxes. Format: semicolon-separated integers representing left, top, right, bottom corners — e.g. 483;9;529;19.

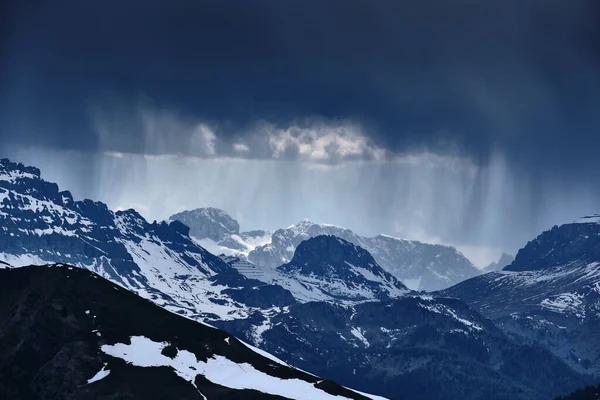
505;217;600;272
169;208;272;260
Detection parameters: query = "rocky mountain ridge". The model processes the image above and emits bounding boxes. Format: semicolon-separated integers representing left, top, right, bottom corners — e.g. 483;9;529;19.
443;217;600;376
170;209;480;291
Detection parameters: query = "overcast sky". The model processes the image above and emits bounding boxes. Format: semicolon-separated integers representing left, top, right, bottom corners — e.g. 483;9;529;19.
1;0;599;266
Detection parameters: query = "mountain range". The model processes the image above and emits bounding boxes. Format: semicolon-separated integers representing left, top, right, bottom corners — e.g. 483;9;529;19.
0;157;598;399
170;209;480;291
212;234;588;400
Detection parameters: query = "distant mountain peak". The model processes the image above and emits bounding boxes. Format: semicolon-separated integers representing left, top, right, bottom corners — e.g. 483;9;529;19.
483;252;515;273
286;219;351;231
170;207;240;241
444;224;600;377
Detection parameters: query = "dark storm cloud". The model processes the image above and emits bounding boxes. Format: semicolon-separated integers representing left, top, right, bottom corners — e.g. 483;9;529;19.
1;0;599;173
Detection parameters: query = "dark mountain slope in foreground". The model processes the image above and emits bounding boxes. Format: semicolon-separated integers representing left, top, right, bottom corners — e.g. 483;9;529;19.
556;384;600;400
0;265;383;400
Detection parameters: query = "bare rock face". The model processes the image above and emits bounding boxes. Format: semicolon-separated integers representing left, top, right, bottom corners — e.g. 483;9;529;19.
505;217;600;272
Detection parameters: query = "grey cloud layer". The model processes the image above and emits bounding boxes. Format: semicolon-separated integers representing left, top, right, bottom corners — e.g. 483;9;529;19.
93;106;388;163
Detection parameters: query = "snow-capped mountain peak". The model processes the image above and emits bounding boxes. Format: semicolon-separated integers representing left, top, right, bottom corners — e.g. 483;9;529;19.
168;212;479;292
169;207;240;241
169;208;272;260
274;235;408;302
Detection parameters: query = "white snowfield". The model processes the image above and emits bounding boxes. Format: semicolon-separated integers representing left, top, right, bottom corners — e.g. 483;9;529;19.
195;237;241;257
101;336;388;400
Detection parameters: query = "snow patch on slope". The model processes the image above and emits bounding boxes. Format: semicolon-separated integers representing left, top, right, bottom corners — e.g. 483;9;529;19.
0;253;53;267
402;276;422;291
418;299;483;331
87;363;110;384
0;168;38;183
101;336;384;400
350;327;370;347
541;293;586;319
